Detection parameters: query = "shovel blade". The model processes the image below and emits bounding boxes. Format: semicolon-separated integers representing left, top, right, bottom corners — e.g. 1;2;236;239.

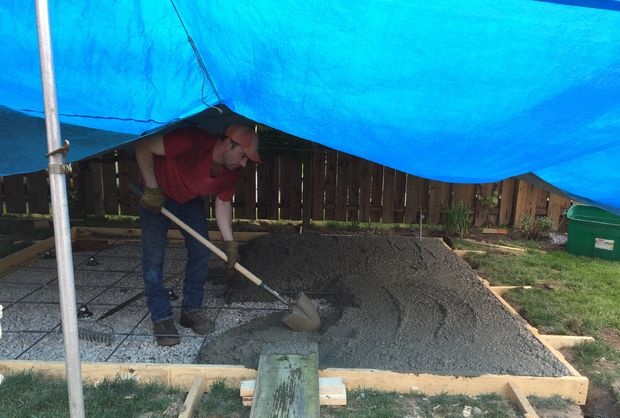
283;292;321;332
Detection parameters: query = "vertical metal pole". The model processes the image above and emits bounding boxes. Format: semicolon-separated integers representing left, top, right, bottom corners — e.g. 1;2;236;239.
35;1;85;417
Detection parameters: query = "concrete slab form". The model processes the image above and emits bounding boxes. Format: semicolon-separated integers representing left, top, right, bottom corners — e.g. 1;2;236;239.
0;227;589;406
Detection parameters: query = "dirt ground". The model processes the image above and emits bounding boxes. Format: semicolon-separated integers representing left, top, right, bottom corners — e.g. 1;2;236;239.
197;233;570;377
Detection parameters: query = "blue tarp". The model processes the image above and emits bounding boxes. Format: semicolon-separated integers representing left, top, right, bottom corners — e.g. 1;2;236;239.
2;1;620;212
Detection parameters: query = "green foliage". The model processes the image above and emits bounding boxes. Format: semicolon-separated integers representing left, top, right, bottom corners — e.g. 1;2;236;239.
443;200;472;237
518;214;554;240
477;190;499;208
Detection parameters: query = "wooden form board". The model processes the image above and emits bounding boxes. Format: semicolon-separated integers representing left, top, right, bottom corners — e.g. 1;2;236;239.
0;227;265;277
0;359;587;406
0;234;66;276
0;360;257;390
73;227;267;242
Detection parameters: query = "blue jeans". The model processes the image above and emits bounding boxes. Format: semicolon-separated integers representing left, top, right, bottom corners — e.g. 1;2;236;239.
140;197;210;322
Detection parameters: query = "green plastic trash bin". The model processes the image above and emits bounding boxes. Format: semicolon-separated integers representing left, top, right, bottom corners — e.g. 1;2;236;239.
566;204;620;261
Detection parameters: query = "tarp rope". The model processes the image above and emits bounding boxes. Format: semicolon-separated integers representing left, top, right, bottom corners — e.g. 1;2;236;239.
170;0;222;112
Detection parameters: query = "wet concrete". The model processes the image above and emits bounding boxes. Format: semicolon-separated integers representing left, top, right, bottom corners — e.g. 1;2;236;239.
197;234;570;377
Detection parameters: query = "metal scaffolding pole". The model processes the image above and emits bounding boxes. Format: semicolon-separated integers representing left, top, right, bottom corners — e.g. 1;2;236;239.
35;1;86;417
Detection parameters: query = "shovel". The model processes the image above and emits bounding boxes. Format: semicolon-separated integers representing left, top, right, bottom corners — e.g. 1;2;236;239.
130;185;320;332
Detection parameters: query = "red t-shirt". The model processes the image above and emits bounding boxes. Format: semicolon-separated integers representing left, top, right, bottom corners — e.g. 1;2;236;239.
153;127;240;203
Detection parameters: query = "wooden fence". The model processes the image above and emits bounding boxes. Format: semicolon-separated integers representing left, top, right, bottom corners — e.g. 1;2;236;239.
0;145;573;230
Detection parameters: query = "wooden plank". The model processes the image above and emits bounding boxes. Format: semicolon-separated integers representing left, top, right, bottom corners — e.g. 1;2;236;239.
0;359;587;406
482;228;509;235
347;157;361;222
279;156;292;220
241;377;345;397
392;171;407;223
257;154;279;220
427;181;450;225
513;180;537;228
403;175;418;224
547;193;565;230
358;160;372;222
0;360;257;391
454;249;487;256
235;162;257;220
81;159;105;217
0;234;59;275
462;239;537;253
241;377;346;406
408;176;429;224
25;171;49;214
3;174;26;214
452;184;475;209
289;157;302;221
335;153;350;221
539;335;595;350
243;392;346;407
101;153;119;215
250;344;319;418
489;286;533;296
311;148;326;221
117;153;140;216
536;188;549;216
506;382;540;418
178;376;205;418
302;157;312;226
498;179;516;226
369;163;383;222
381;167;395;223
319;369;587;405
323;150;338;220
73;227;266;242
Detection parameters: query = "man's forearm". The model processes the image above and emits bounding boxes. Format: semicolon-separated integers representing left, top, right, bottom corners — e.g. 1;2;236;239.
215;198;234;241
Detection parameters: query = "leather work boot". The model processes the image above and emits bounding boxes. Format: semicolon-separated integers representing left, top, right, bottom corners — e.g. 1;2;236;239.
179;310;215;335
153;318;180;346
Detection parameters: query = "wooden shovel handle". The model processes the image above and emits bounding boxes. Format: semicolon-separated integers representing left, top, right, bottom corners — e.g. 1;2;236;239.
159;207;263;287
128;183;263;287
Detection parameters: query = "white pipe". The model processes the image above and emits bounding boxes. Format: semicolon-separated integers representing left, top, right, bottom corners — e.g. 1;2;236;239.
35;1;85;417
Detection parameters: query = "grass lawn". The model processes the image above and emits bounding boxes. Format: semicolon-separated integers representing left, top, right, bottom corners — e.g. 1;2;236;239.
0;372;184;418
455;236;620;413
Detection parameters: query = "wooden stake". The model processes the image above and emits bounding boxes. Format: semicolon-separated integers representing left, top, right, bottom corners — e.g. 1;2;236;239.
178;376;205;418
506;382;540;418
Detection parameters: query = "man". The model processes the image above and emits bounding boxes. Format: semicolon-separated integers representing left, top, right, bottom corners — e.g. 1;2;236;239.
135;124;260;346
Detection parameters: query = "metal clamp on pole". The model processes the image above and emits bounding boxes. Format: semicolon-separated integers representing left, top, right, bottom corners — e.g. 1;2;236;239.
46;139;72;174
46;139;70;158
48;163;72;174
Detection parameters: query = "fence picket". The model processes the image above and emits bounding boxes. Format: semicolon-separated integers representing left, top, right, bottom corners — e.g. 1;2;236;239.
25;171;49;214
4;175;26;213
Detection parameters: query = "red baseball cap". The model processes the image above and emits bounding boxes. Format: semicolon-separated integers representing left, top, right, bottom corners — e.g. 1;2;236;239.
225;124;261;163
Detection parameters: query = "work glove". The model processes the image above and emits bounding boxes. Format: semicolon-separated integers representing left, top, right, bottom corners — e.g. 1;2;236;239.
223;241;239;274
139;187;165;213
